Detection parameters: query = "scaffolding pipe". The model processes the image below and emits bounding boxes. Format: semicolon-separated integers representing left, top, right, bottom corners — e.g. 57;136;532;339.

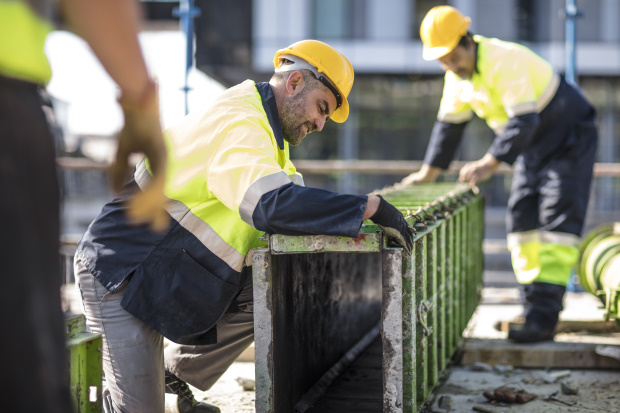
564;0;581;87
173;0;201;115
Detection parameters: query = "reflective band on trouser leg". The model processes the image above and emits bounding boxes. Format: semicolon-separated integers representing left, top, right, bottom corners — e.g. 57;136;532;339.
510;242;578;286
510;241;540;284
537;243;578;286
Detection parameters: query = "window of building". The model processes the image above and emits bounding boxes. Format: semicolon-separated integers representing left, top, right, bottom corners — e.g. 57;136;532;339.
312;0;367;39
515;0;536;41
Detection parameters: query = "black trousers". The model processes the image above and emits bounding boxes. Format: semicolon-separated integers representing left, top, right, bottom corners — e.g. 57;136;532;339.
0;75;73;412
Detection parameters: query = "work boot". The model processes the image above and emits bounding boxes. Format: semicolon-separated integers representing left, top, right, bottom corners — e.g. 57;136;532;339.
165;369;221;413
507;319;555;343
508;282;565;343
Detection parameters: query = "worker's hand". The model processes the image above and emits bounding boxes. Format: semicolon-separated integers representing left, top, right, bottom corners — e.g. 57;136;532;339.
400;164;441;186
110;80;169;232
458;153;500;186
370;196;414;255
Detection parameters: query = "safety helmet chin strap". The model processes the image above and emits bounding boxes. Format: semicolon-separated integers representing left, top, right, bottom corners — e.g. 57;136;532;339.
274;54;342;109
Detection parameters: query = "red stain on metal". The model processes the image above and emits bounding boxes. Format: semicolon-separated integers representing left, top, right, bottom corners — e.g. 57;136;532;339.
353;234;367;246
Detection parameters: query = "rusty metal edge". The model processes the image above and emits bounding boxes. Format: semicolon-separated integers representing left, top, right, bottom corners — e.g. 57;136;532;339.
253;248;274;413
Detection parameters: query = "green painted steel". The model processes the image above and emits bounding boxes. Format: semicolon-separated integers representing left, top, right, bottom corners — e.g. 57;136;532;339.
253;182;484;413
376;183;484;412
269;232;382;254
66;314;102;413
577;222;620;324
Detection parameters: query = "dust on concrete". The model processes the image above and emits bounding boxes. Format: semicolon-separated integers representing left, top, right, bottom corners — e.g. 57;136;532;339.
426;367;620;413
185;362;257;413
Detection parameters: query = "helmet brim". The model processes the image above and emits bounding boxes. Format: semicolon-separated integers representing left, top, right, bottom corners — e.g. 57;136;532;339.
423;45;453;61
330;97;349;123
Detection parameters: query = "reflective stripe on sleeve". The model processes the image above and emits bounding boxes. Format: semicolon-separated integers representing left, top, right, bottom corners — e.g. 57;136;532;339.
505;101;537;118
504;73;559;118
536;73;559;113
134;159;245;271
289;173;305;186
239;171;293;227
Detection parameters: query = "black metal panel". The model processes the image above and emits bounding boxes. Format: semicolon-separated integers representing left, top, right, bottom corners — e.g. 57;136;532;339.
271;252;382;412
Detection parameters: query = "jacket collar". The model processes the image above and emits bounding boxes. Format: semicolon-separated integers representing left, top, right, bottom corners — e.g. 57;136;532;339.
256;82;285;150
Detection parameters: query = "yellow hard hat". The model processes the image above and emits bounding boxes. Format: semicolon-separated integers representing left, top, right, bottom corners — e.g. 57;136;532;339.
273;39;354;123
420;6;471;61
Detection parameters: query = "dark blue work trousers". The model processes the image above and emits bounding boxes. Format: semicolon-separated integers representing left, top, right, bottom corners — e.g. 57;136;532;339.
507;78;598;238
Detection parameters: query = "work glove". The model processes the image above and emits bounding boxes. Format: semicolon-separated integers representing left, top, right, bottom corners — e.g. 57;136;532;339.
110;80;169;232
370;196;414;255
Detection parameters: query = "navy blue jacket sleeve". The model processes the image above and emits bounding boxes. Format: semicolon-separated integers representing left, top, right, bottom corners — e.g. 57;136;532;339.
252;183;367;238
423;121;468;169
487;113;540;165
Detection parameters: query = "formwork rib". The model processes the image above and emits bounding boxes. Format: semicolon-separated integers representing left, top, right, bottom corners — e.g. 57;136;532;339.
253;182;485;412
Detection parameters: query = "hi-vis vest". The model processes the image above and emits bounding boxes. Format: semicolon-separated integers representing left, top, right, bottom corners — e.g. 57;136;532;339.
138;80;302;273
78;80;367;345
0;0;53;84
438;35;559;135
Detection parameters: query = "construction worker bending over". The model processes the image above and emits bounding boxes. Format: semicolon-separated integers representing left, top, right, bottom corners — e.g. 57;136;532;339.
74;39;414;413
402;6;598;343
0;1;167;412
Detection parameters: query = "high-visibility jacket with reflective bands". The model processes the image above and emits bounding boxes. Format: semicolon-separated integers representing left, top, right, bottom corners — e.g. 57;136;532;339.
77;80;368;345
437;35;558;136
424;35;564;168
423;35;597;288
0;1;53;84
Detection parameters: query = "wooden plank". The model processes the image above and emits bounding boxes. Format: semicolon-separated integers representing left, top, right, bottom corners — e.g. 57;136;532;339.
495;319;620;334
459;338;620;368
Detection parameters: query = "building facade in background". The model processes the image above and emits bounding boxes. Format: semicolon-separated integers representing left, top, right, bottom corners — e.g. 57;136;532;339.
61;0;618;237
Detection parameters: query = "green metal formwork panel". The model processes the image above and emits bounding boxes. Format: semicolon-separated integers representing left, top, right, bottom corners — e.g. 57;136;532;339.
380;183;484;412
253;182;485;413
66;314;102;413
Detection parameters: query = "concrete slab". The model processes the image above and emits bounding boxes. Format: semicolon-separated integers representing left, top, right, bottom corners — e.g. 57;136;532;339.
427;367;620;413
425;287;620;413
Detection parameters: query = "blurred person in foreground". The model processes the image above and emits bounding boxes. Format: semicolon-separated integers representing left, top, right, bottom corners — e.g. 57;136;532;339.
74;39;414;413
402;6;597;343
0;0;167;412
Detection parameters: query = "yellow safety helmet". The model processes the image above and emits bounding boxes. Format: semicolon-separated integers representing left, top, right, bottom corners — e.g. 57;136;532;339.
273;39;354;123
420;6;471;61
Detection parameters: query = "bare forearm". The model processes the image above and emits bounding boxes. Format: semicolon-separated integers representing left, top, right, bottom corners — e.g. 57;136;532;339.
363;195;380;220
59;0;151;101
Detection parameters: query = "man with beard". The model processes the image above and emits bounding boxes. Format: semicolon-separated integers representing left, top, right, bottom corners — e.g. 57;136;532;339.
402;6;598;343
74;39;414;413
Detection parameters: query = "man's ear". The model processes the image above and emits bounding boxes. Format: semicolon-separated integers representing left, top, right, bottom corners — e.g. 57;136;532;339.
286;71;305;96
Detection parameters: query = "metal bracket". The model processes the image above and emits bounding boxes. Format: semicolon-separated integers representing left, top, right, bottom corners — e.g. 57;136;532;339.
417;302;432;337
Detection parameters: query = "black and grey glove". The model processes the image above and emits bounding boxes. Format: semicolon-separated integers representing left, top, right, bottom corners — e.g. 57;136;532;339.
370;195;414;255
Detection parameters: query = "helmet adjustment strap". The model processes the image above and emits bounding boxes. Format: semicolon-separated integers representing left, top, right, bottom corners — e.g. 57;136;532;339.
275;55;342;109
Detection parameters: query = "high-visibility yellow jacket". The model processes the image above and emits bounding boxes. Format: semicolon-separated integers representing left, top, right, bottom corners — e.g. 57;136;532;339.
424;35;562;167
0;1;53;84
438;35;558;135
422;35;598;288
77;80;368;345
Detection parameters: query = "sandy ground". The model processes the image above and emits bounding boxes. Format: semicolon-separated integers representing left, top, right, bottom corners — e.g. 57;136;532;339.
165;361;256;413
